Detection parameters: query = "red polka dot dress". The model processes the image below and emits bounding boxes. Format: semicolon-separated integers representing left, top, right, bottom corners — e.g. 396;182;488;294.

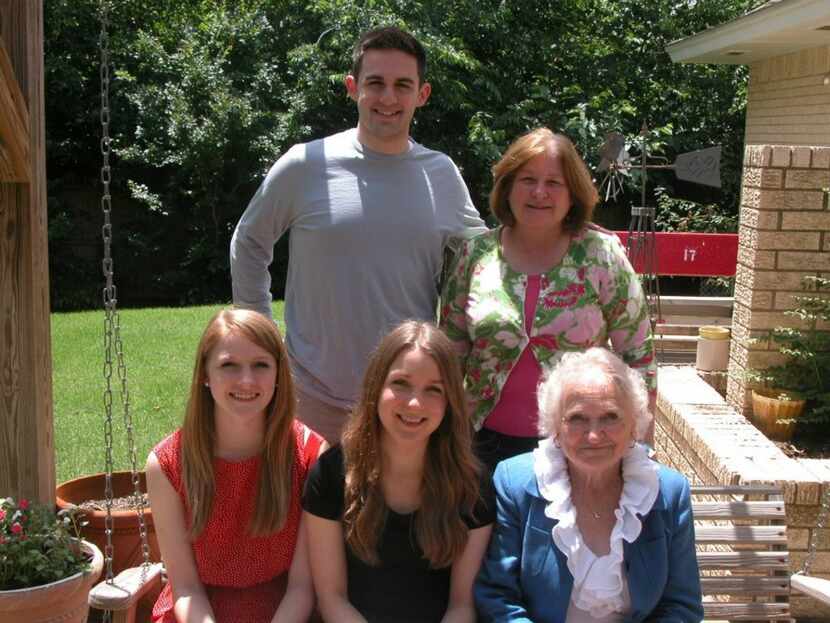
151;421;322;622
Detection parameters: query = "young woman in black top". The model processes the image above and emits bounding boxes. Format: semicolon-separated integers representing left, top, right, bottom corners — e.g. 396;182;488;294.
302;321;494;623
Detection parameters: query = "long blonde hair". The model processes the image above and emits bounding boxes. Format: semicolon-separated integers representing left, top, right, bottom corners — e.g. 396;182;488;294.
341;321;481;568
181;308;296;536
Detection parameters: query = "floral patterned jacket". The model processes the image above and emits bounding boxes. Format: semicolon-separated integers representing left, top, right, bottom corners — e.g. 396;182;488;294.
440;226;656;430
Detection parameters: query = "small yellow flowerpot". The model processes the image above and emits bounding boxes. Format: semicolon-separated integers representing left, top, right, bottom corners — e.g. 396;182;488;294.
751;389;806;442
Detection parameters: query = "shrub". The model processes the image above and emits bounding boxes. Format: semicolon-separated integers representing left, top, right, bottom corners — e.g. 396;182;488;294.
749;276;830;426
0;497;90;590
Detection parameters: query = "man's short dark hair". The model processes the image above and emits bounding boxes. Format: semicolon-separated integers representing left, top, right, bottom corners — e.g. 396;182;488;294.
351;26;427;84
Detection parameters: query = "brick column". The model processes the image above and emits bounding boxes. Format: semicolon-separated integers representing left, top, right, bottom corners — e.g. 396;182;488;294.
727;145;830;417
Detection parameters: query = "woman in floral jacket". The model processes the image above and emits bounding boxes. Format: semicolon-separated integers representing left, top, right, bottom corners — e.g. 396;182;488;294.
440;128;655;472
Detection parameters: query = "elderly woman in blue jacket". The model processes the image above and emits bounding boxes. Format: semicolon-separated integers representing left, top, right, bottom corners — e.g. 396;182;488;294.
475;347;702;622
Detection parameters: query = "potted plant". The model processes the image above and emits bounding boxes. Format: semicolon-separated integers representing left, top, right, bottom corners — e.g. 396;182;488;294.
56;471;160;575
747;276;830;442
0;497;103;623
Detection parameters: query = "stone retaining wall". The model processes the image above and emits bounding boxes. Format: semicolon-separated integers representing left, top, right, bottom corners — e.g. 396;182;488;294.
657;365;830;619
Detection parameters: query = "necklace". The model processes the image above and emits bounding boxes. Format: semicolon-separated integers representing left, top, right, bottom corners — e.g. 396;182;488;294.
573;493;604;520
575;486;621;521
583;499;607;520
571;467;624;521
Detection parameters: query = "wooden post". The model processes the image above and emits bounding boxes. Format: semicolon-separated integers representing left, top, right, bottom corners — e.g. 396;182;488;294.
0;32;30;182
0;1;55;504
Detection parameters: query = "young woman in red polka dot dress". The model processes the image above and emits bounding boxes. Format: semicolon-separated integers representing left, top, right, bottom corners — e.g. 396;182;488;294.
147;309;325;622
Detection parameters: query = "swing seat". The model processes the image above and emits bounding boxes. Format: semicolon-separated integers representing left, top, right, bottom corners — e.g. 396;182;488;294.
88;562;164;623
692;484;793;622
790;573;830;608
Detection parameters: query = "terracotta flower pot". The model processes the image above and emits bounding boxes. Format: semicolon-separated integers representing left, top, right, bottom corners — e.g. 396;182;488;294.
56;471;161;575
0;539;103;623
751;389;806;442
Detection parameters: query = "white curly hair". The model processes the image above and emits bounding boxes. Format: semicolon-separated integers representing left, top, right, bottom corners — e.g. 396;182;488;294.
536;347;651;441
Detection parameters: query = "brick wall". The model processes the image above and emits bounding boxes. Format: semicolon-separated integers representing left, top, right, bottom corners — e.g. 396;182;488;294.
657;366;830;619
745;45;830;146
727;144;830;417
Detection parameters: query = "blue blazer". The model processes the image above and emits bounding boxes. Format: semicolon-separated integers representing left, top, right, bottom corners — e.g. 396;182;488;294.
475;453;703;623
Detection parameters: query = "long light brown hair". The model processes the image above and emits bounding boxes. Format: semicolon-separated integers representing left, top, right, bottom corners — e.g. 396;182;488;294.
181;308;296;537
490;128;599;232
341;321;481;568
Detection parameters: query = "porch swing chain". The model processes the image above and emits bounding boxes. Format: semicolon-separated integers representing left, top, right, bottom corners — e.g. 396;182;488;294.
801;481;830;577
99;0;151;591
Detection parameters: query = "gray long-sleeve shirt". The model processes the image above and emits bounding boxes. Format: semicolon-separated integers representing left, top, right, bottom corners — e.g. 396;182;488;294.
230;129;486;408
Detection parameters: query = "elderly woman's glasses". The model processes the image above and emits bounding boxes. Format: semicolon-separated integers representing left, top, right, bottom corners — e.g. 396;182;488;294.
561;413;625;434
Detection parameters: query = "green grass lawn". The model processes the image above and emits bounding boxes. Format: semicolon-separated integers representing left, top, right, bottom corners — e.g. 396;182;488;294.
52;303;285;483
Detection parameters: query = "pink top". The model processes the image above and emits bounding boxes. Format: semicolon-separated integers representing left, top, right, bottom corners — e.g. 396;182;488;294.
483;274;543;437
151;421;322;623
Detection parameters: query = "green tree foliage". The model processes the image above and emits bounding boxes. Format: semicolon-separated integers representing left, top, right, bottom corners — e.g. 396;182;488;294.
44;0;758;308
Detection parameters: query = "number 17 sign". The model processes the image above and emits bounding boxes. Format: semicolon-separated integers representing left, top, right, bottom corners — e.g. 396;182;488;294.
614;231;738;277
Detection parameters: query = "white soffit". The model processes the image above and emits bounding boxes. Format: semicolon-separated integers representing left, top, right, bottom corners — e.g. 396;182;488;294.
666;0;830;65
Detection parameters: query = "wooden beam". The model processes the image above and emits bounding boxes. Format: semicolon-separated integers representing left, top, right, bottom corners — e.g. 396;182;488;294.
0;33;30;182
0;0;55;504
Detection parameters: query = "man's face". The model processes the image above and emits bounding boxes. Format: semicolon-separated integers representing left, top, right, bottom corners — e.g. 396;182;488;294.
345;49;431;154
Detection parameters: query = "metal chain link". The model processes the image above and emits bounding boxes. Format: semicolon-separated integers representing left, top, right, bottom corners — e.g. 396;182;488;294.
802;482;830;576
114;307;153;567
100;3;116;597
99;3;151;611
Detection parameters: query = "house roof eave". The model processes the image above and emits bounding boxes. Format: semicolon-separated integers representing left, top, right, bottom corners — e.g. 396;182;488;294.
666;0;830;65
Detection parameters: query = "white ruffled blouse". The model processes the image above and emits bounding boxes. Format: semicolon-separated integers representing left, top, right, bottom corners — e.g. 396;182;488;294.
533;439;660;620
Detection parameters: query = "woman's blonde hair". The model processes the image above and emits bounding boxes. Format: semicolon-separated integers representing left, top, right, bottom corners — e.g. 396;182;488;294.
490;128;599;232
341;321;481;568
181;308;296;537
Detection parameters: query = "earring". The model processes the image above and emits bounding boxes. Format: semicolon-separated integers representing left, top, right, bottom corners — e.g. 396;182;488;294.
553;436;561;448
629;438;636;448
204;382;210;388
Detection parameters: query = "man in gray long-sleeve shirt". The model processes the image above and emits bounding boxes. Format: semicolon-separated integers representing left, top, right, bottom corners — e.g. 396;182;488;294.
230;26;486;442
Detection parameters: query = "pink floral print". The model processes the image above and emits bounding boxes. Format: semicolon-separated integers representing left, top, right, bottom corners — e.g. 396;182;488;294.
440;227;656;429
